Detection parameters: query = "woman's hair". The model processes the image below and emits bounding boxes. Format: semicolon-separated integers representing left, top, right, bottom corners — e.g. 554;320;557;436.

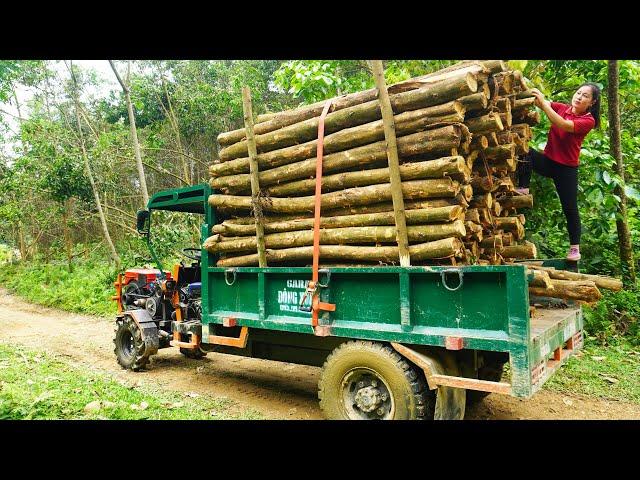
579;82;601;129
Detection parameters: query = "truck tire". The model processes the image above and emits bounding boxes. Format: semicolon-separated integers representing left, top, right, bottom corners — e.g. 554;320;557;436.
114;316;151;371
318;341;434;420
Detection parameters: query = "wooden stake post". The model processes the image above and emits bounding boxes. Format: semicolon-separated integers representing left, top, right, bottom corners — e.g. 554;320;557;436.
241;87;267;267
371;60;410;266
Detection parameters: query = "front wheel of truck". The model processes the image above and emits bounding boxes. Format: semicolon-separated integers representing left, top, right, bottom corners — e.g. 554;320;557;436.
318;341;434;420
114;315;151;371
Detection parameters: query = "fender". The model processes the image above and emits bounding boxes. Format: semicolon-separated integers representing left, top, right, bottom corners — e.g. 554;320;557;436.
119;309;159;356
391;343;466;420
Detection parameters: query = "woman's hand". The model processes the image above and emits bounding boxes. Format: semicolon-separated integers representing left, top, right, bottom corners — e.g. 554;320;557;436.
530;88;548;109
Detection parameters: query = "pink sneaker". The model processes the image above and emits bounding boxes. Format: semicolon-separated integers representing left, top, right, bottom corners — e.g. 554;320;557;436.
514;187;530;196
566;245;581;261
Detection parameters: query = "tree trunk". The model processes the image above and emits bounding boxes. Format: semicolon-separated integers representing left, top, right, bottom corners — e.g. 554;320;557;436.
213;206;463;236
63;198;74;272
523;264;623;291
465;112;504;134
109;60;149;206
211;103;464;180
242;87;267;267
215;237;464;267
529;279;602;303
210;125;466;191
210;179;461;214
499;194;533;209
205;221;466;253
263;157;470;197
219;74;478;161
73;62;122;268
607;59;636;285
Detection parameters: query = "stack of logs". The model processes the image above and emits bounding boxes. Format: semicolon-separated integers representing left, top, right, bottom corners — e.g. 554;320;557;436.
203;60;620;303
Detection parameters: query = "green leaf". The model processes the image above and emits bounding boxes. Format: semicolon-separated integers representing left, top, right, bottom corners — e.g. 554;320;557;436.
602;171;612;184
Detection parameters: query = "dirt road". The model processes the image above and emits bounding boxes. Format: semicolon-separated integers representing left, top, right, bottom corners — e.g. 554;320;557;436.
1;288;638;420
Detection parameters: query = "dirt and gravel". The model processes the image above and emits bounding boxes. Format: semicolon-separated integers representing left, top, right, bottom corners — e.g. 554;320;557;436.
1;287;638;420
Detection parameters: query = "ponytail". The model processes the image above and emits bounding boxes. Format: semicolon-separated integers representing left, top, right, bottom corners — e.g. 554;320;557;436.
580;82;601;129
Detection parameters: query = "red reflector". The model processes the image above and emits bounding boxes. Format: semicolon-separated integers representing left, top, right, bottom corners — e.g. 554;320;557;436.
445;337;464;350
223;317;237;327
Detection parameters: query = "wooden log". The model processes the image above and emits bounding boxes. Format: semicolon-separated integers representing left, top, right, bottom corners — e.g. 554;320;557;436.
210;125;465;188
206;221;467;253
513;134;530;155
526;269;553;288
516;89;535;100
493;72;514;95
372;60;410;266
502;232;514;246
513;97;536;110
465;208;480;223
469;193;493;209
523;264;623;291
492;201;502;217
471;175;499;193
241;87;267;267
220;89;381;147
465;112;504;135
470;135;488;150
529;279;602;303
213;206;464;236
215;237;464;267
512;70;529;91
511;123;532;140
485;241;537;259
494;216;525;239
496;131;514;145
484;144;516;161
514;109;540;126
499;111;512;128
264;157;470;197
458;92;488;112
219;74;478;161
210;179;461;214
480;235;503;249
499;194;533;209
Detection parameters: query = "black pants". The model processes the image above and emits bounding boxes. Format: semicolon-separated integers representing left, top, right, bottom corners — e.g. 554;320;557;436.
516;149;581;245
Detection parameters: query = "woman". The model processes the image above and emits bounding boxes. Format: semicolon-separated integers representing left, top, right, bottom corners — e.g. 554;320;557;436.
516;83;601;261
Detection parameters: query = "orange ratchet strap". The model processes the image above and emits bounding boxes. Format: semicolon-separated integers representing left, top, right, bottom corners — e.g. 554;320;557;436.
309;99;336;328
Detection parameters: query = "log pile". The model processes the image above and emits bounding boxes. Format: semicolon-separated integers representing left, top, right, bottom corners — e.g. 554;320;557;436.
203;60;621;304
206;60;544;269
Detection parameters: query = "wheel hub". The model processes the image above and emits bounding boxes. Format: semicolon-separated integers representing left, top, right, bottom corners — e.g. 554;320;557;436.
354;386;382;413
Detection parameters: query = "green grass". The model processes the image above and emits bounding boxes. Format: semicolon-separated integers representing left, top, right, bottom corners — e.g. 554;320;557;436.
0;257;117;316
0;343;263;420
543;338;640;404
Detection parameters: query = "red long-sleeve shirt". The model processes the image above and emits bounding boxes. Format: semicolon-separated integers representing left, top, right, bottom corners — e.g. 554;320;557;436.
543;102;595;167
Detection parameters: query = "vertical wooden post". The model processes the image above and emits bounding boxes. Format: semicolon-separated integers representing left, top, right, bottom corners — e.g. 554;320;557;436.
371;60;410;266
242;87;267;267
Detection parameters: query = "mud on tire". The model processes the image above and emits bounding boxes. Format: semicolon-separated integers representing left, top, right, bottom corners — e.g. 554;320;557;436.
318;341;434;420
114;315;151;371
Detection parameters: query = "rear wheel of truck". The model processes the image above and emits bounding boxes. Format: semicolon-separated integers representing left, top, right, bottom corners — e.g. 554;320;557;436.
114;315;151;371
318;341;433;420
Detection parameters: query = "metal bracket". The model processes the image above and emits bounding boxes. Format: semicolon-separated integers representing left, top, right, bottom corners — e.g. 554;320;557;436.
441;269;464;292
224;268;237;286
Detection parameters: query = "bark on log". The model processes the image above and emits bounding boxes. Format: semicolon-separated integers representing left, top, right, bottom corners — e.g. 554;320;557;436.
219;75;477;161
529;279;602;303
480;235;503;249
526;269;553;288
465;112;504;134
210;179;460;214
523;264;623;291
263;156;470;197
485;241;537;259
219;89;380;147
499;194;533;209
215;237;464;267
469;193;493;209
484;143;516;161
494;217;525;239
470;135;488;150
212;206;464;236
513;135;530;155
205;221;467;253
513;97;536;110
459;92;488;112
511;123;532;140
210;125;465;188
514;110;540;126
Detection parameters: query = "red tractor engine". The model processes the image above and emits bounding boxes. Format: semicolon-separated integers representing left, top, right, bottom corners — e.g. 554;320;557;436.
113;268;172;314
